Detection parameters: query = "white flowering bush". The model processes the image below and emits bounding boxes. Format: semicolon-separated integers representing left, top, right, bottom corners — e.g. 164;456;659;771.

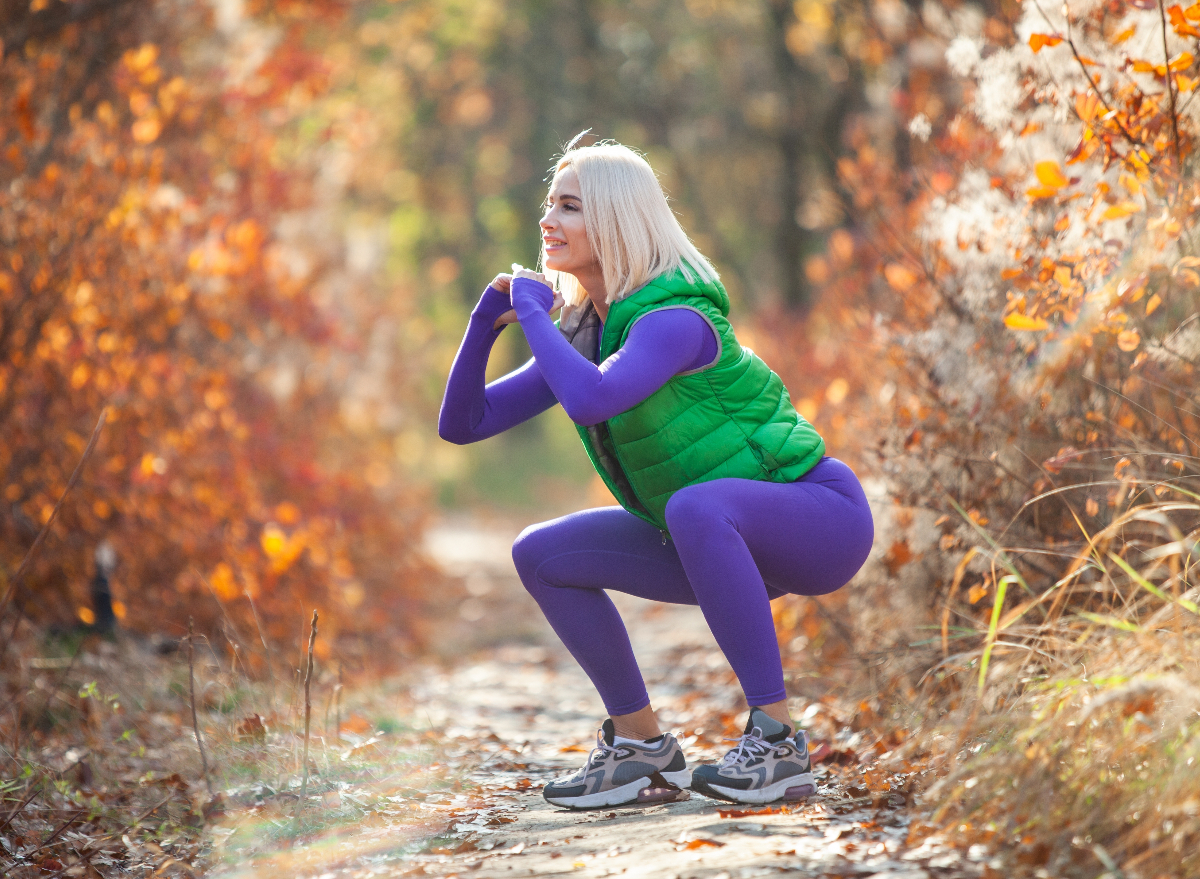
860;0;1200;545
829;4;1200;869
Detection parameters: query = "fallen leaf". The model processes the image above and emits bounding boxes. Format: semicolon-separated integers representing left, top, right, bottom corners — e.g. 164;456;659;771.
1016;840;1052;865
236;714;267;742
682;838;725;849
883;539;913;574
810;741;857;764
718;805;783;818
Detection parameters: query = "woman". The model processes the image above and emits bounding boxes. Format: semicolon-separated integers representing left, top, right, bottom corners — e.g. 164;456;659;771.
439;141;873;809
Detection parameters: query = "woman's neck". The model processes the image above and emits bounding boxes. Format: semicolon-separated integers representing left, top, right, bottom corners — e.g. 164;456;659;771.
585;288;609;322
573;269;608;321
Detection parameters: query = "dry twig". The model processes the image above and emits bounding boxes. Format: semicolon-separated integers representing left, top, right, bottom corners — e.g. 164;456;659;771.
187;618;214;797
0;783;40;833
300;609;318;806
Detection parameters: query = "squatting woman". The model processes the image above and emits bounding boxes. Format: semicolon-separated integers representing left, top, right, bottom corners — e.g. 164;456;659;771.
439;140;874;808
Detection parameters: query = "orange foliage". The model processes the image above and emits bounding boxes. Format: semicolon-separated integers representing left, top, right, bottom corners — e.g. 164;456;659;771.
0;1;434;664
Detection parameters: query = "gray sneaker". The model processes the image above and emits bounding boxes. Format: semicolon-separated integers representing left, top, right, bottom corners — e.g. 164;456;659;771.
691;707;817;804
543;719;691;809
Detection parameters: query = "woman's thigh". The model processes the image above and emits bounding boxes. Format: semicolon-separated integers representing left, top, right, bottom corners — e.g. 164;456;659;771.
668;458;874;596
512;505;700;605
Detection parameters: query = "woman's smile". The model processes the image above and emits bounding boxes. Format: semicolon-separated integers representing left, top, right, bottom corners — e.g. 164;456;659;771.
540;166;599;279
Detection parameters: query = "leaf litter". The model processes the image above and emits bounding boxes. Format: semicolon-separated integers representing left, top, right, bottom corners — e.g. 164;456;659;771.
3;521;998;878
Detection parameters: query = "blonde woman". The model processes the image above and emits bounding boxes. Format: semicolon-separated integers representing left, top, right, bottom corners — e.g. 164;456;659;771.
439;141;873;808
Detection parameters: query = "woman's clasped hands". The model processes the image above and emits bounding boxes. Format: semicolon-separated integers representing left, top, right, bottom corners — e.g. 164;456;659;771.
491;264;564;330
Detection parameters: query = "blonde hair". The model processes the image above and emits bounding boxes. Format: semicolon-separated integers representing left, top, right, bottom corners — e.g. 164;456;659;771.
541;141;719;306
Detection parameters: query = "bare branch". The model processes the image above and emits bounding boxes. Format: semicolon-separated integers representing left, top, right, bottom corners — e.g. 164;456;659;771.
299;609;318;808
187;618;215;798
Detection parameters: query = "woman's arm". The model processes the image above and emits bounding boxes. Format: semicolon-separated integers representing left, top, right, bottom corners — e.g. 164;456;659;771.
438;284;559;444
511;277;717;426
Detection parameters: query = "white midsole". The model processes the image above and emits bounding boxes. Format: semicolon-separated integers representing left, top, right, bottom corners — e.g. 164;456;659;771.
705;771;816;805
545;769;692;808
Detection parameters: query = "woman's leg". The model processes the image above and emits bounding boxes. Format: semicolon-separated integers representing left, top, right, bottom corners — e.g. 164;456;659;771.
511;506;699;724
663;457;874;711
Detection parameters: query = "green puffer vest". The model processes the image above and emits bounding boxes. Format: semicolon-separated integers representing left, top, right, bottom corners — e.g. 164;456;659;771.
560;267;826;532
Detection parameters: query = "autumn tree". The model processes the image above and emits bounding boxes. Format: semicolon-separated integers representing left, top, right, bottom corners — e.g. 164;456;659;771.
0;0;434;666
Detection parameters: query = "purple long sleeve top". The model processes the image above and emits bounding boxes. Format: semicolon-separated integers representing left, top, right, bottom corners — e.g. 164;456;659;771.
438;280;718;444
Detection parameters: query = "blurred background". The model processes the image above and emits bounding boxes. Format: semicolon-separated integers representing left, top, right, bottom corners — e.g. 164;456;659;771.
3;0;956;662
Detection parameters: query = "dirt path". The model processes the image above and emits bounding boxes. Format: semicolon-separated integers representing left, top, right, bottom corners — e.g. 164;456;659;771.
202;516;986;878
389;517;988;879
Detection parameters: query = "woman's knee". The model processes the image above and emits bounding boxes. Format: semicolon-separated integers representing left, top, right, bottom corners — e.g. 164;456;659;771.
663;482;722;533
511;521;555;587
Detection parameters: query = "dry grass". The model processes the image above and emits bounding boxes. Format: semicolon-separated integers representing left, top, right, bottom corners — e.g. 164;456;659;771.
893;487;1200;877
0;621;468;877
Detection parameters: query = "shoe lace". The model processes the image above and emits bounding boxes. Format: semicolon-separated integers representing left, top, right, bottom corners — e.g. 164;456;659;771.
719;728;774;768
564;728;618;782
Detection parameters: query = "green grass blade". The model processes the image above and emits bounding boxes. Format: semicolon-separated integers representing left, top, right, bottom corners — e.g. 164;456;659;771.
1076;610;1141;632
978;575;1011;696
1108;552;1200;615
946;495;1032;596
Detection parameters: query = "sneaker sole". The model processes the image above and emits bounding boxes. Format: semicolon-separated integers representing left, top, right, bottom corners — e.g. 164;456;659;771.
544;769;692;809
691;771;817;805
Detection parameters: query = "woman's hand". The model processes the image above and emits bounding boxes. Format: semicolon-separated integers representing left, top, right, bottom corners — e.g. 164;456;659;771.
489;273;516;330
512;266;547;285
493;266;563;329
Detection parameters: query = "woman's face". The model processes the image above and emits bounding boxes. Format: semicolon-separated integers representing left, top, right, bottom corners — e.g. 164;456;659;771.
541;166;599;279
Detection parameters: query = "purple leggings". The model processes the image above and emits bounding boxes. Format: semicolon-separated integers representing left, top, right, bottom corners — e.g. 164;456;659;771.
511;457;873;716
